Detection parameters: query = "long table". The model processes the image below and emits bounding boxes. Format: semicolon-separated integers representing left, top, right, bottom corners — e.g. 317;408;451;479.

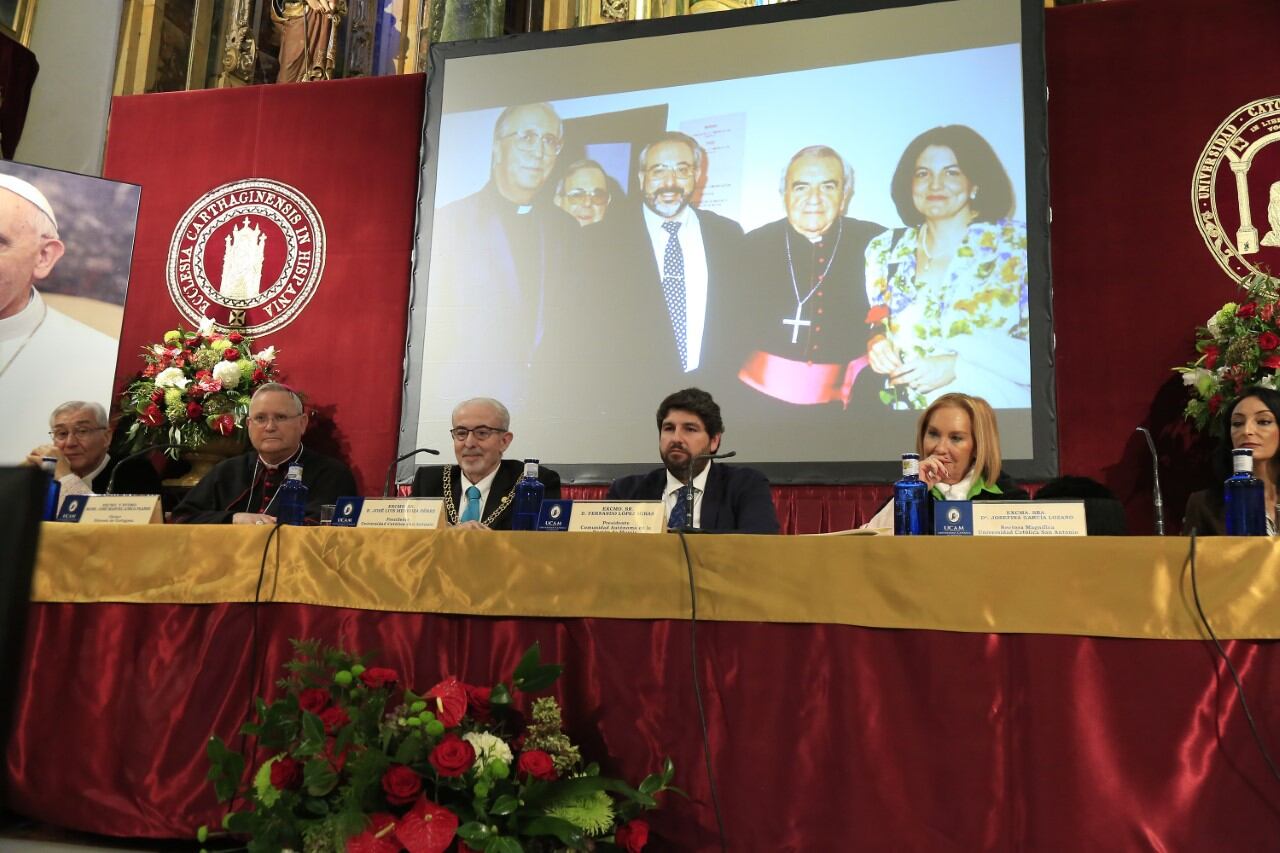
7;526;1280;849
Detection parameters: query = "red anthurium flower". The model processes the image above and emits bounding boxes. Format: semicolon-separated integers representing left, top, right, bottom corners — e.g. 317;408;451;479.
140;403;164;426
347;812;400;853
394;795;458;853
211;413;236;436
425;677;467;727
1203;345;1219;369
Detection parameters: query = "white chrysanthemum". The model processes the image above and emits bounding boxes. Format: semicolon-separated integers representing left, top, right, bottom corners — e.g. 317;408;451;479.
212;360;242;389
154;367;191;389
255;345;277;364
463;731;513;770
198;316;216;336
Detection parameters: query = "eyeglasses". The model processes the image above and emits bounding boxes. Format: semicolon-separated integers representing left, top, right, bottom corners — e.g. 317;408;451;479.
50;426;107;442
248;413;303;427
450;425;506;441
502;130;563;155
564;189;610;205
645;163;695;181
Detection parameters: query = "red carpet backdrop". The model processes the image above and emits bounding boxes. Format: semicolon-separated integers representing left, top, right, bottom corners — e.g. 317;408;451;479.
103;75;426;493
1045;0;1280;532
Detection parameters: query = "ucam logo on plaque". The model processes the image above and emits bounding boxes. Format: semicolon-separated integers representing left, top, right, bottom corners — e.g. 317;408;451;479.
330;497;444;529
1194;97;1280;280
934;501;1086;536
56;495;162;524
167;179;327;333
537;500;665;533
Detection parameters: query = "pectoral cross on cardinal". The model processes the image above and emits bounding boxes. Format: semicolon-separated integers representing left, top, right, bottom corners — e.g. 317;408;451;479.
783;303;811;344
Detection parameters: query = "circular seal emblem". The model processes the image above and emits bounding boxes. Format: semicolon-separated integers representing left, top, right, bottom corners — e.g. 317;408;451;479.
549;504;562;519
1193;97;1280;281
946;507;961;524
167;179;326;334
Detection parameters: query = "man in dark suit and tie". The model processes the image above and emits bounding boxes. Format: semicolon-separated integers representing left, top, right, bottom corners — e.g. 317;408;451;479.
606;388;778;534
411;397;561;530
631;132;745;382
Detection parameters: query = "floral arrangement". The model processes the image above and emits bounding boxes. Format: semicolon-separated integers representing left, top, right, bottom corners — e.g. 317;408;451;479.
1178;270;1280;434
203;641;675;853
120;317;280;455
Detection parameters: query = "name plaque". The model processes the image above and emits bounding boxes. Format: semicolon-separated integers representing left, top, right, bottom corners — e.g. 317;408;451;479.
934;500;1087;536
56;494;163;525
331;497;445;529
536;500;664;533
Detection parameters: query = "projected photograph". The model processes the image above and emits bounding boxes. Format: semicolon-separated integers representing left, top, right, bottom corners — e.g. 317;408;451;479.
410;0;1047;479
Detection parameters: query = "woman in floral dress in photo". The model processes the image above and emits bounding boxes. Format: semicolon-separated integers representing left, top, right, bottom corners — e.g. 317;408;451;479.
863;125;1029;410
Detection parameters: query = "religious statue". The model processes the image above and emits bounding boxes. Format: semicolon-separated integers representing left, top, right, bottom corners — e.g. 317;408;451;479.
1261;180;1280;248
271;0;348;83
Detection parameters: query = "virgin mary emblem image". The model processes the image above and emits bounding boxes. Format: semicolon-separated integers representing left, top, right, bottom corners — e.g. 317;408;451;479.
1193;97;1280;280
166;179;327;333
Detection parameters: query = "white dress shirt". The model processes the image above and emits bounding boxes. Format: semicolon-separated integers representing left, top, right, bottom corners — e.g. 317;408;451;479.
663;461;712;529
459;463;500;520
643;204;708;372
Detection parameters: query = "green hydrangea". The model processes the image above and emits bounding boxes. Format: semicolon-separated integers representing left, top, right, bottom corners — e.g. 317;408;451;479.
211;338;231;353
164;387;185;407
194;348;221;370
165;400;187;423
239;358;256;381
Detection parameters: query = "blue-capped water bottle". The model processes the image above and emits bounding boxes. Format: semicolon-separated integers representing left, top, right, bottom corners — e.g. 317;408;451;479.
40;457;62;521
1224;448;1267;536
894;452;929;536
276;464;308;526
511;459;545;531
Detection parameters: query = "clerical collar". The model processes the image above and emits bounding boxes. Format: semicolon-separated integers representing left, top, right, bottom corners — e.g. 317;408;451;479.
0;288;42;342
259;444;303;471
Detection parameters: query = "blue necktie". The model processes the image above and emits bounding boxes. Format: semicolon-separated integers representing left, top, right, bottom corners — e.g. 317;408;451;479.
459;485;481;523
668;485;693;530
661;220;688;371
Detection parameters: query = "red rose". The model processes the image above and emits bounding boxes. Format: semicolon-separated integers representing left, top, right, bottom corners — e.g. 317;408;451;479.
864;305;889;325
516;749;557;781
1237;302;1258;319
323;736;350;772
228;332;244;344
140;403;164;426
463;684;492;723
359;667;399;690
425;677;468;727
319;705;350;735
1203;345;1219;369
185;402;203;419
223;347;241;361
1260;331;1280;351
298;687;329;714
381;764;423;806
269;756;303;790
211;413;235;436
1263;355;1280;369
1208;394;1223;414
614;819;649;852
428;734;475;777
252;368;267;383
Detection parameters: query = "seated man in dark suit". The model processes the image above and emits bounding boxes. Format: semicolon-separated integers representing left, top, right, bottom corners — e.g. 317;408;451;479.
25;400;162;496
173;383;356;524
606;388;778;533
412;397;561;530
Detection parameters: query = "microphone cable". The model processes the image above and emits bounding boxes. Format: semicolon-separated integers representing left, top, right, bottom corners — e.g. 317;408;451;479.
675;528;729;852
1186;528;1280;785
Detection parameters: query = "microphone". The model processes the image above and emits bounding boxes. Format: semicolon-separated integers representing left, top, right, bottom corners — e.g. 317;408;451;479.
383;447;440;497
1135;426;1165;535
106;444;181;494
681;450;737;531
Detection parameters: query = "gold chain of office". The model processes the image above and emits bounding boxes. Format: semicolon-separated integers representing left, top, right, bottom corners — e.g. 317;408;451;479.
442;468;517;527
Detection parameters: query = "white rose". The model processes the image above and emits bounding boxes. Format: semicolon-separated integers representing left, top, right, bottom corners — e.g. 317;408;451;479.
154;367;191;389
198;316;216;337
462;731;513;770
212;360;242;389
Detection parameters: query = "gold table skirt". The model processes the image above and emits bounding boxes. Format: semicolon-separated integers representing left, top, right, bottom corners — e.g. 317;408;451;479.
32;525;1280;640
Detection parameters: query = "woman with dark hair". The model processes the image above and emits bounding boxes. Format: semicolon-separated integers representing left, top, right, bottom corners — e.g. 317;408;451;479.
863;125;1029;410
1183;385;1280;534
862;392;1027;531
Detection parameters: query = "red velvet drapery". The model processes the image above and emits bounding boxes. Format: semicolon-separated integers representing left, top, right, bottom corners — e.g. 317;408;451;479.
7;603;1280;850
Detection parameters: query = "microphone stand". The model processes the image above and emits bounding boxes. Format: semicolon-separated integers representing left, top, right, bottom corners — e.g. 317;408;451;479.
1135;426;1165;535
383;447;440;497
106;444;182;494
680;450;737;532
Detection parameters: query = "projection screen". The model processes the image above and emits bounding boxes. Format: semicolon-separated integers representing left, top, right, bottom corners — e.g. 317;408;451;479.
401;0;1055;484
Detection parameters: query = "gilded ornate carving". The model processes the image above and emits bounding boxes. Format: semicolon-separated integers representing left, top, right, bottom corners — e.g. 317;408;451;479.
221;0;257;85
346;0;376;78
600;0;629;21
